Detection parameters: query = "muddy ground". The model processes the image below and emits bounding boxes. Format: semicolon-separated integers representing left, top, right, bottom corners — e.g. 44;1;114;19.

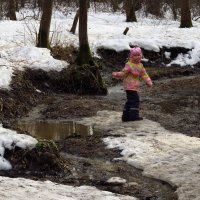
0;48;200;200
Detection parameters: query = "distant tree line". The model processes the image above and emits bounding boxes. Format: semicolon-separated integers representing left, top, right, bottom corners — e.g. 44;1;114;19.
0;0;195;63
0;0;199;21
0;0;195;54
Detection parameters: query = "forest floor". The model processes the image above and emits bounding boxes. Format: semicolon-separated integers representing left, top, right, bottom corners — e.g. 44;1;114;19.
0;49;200;200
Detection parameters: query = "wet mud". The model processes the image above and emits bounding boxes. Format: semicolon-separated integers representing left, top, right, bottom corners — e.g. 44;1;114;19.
1;48;200;199
10;93;178;199
140;75;200;138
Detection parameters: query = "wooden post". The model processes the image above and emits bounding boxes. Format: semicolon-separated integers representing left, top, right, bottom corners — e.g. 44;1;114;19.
123;27;129;35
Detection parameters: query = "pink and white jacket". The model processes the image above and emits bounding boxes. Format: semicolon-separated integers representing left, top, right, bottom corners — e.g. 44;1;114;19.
122;61;152;91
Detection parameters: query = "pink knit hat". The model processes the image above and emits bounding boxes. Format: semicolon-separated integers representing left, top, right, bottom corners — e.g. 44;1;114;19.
129;47;142;58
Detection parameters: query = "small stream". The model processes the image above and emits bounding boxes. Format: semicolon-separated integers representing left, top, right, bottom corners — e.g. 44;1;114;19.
13;86;179;200
15;86;125;141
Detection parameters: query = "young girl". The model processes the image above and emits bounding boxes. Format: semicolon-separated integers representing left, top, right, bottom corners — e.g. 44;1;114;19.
112;47;153;122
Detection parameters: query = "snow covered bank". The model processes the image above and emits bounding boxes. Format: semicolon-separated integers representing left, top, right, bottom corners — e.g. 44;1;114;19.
79;110;200;200
0;176;137;200
0;125;37;170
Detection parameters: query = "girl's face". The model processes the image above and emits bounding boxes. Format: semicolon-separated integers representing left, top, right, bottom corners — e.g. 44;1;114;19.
130;53;142;63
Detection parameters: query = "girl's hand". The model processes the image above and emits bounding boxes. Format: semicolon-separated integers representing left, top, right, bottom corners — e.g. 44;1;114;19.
112;72;118;77
147;81;153;87
112;72;124;78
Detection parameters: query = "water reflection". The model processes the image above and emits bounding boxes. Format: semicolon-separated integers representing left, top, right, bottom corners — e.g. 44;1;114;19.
16;121;93;140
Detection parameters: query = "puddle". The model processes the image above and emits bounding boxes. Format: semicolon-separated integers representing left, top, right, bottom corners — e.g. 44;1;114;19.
15;121;93;140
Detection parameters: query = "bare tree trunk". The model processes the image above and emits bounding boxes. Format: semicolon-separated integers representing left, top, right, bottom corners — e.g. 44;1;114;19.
70;9;79;34
146;0;162;17
125;0;137;22
8;0;17;20
37;0;53;48
15;0;19;11
20;0;25;8
180;0;193;28
75;0;107;95
37;0;42;8
77;0;94;65
33;0;37;8
0;2;3;13
111;0;119;12
171;0;178;20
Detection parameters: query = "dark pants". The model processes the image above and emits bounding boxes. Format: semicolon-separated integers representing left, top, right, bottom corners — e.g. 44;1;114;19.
122;90;140;122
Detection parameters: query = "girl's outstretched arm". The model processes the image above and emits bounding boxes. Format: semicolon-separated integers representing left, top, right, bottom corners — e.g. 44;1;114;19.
112;69;129;79
112;71;124;78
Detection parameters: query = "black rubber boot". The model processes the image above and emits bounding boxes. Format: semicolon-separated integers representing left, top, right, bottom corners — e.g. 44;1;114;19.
129;109;143;121
122;90;142;122
122;108;130;122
